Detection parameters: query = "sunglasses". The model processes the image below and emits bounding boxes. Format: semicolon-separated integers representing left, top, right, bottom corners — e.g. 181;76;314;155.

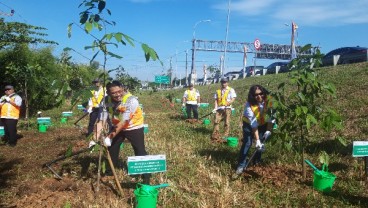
254;92;263;97
5;89;11;91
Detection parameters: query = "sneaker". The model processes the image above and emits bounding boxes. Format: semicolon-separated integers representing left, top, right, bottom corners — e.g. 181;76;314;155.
235;167;244;175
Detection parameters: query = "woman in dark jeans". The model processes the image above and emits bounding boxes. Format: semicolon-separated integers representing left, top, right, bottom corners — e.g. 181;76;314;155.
235;85;273;175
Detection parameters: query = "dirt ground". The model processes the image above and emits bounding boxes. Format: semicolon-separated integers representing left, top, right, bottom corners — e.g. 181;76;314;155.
2;120;367;207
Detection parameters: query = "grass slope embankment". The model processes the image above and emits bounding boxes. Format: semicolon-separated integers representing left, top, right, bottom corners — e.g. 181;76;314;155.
0;62;367;207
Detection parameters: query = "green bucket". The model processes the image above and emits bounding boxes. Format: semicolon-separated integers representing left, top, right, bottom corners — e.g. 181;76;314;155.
144;124;149;134
226;137;238;147
203;119;210;125
175;98;181;103
231;108;235;115
60;117;67;123
313;164;336;193
39;124;47;133
134;186;159;208
0;126;5;136
181;107;187;118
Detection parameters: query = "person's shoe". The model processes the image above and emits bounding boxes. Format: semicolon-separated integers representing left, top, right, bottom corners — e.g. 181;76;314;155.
235;167;244;175
7;143;16;147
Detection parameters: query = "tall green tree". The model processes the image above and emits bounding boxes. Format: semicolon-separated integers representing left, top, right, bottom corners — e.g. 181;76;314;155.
0;18;57;49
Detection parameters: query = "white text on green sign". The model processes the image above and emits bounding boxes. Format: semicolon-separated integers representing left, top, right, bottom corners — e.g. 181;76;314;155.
352;141;368;157
127;155;166;175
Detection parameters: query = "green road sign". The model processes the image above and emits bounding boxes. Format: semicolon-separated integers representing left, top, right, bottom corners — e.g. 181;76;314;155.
155;75;170;84
353;141;368;157
127;155;167;175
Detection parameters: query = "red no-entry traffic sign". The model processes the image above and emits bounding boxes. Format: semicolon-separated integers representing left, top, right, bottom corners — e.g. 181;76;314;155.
254;39;261;50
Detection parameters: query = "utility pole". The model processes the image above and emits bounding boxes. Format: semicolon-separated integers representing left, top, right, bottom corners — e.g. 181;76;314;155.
185;50;188;86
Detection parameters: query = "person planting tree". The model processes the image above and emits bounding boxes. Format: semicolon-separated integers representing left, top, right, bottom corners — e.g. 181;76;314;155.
97;80;150;184
235;85;273;175
0;85;22;147
182;83;200;121
211;77;236;142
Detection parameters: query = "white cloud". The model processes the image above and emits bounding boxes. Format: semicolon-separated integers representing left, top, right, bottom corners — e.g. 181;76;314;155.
214;0;368;26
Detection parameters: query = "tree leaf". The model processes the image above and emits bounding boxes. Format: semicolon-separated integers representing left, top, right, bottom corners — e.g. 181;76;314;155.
114;33;122;43
80;12;89;24
98;0;106;13
67;23;73;38
85;22;93;33
65;145;73;157
107;51;123;59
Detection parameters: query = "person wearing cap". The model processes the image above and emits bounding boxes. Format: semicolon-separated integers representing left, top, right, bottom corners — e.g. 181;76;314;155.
86;78;106;137
182;83;200;121
211;77;236;142
0;85;22;147
95;81;150;184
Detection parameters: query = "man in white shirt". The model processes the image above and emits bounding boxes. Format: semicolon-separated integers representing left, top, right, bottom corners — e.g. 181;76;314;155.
211;78;236;142
182;83;200;121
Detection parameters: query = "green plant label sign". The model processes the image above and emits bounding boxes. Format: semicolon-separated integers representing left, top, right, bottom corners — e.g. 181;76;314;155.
352;141;368;157
127;155;166;175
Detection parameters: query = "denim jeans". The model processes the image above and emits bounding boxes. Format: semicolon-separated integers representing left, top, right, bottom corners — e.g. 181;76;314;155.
237;122;267;169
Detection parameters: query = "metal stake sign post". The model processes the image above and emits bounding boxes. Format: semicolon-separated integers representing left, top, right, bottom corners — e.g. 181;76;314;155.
352;141;368;178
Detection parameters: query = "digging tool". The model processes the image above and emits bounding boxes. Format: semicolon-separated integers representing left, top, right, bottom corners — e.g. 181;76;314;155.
198;106;229;120
42;146;93;179
74;112;89;130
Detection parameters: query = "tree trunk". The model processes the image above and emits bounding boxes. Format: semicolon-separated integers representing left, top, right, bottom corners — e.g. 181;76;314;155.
24;80;29;129
302;144;306;179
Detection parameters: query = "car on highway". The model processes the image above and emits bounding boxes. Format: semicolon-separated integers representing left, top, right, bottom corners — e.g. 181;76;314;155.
224;71;242;80
266;61;290;74
241;66;266;77
322;46;368;66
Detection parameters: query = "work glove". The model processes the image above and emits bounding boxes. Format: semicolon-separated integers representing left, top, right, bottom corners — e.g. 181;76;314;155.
89;141;96;148
87;108;93;114
263;131;271;140
212;108;217;114
255;139;264;150
104;137;112;147
197;103;200;107
182;103;186;107
4;96;10;102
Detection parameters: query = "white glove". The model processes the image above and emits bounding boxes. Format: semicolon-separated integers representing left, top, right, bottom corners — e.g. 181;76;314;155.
89;141;96;148
255;139;264;149
182;103;186;107
197;103;200;106
104;137;112;147
4;96;10;102
87;108;93;114
263;131;271;140
212;108;217;114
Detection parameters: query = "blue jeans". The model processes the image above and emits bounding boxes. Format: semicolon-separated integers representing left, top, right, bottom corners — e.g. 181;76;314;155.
237;122;267;169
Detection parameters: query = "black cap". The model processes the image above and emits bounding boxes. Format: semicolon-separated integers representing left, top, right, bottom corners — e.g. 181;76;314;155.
92;78;100;83
4;85;14;90
220;77;228;83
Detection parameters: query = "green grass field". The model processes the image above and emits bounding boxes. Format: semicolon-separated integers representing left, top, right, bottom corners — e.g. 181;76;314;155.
1;62;367;207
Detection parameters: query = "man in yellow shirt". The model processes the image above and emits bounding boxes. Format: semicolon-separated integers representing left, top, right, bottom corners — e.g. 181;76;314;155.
0;85;22;147
211;78;236;142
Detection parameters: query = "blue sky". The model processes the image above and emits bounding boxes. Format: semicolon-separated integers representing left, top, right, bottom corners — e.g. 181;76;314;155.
1;0;368;81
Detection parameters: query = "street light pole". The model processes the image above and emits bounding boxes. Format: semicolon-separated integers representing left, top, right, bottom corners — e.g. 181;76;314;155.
190;19;211;85
222;0;231;76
